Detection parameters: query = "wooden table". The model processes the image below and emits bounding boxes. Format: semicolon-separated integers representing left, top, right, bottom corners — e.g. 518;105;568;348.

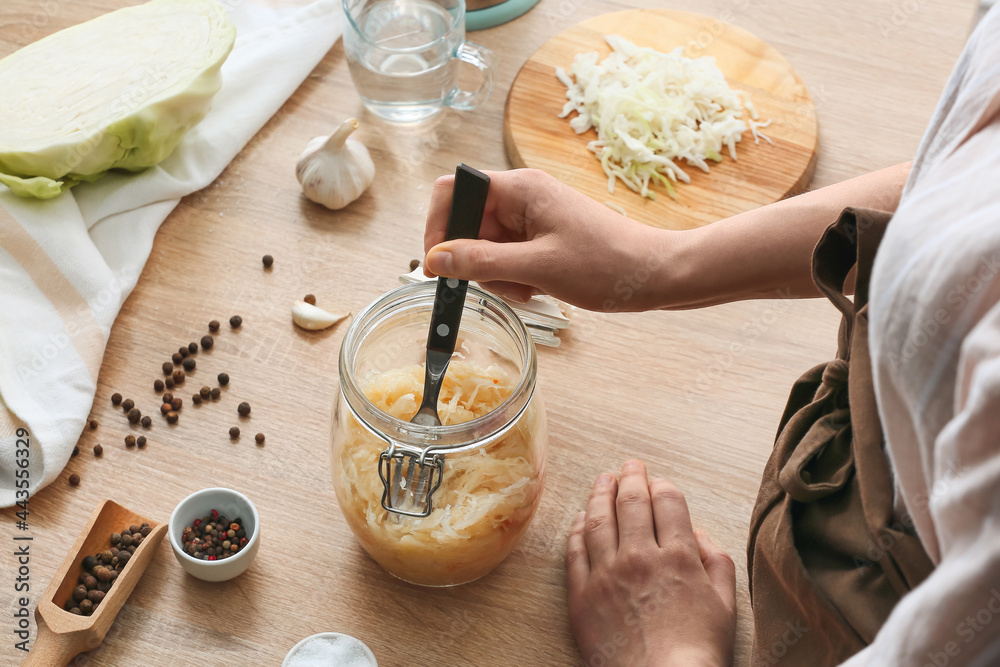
0;0;980;664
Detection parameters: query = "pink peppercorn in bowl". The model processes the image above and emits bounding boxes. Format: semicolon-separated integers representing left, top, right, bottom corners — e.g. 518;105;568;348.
168;487;261;582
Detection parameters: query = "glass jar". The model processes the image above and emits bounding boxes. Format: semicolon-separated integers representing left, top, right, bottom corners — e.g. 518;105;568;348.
331;282;547;587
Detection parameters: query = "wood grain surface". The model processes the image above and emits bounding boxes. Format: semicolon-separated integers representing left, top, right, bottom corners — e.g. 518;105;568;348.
0;0;980;665
504;8;819;230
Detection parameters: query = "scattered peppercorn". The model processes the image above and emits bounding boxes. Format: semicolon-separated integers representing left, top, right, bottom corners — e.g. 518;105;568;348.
199;386;211;399
409;259;421;271
160;403;171;415
93;444;103;457
121;399;135;413
237;402;251;417
137;436;147;449
165;377;175;389
89;420;98;430
210;388;221;400
182;358;195;373
69;473;80;486
255;433;265;445
125;435;136;448
172;369;185;385
230;315;242;328
162;392;173;404
217;373;229;386
179;346;189;359
200;335;214;351
127;408;141;424
192;394;202;405
209;320;220;332
111;393;122;406
166;411;178;424
229;427;240;439
171;398;182;411
141;416;152;429
304;294;317;305
262;254;274;268
162;361;173;375
171;352;183;365
154;379;164;392
188;342;198;354
72;446;79;457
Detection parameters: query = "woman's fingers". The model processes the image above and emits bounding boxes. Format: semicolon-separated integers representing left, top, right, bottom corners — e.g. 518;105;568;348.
615;460;656;549
649;478;700;556
693;529;737;616
425;237;550;286
566;511;590;595
584;473;620;565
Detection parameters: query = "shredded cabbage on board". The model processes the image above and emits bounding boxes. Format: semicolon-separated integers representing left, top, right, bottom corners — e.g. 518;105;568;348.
557;35;771;200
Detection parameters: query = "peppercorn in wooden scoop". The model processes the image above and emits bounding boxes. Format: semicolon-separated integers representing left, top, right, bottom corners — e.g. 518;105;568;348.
381;164;491;517
23;499;166;666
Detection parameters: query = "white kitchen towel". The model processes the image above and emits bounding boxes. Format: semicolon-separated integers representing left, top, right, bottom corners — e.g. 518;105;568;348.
0;0;343;507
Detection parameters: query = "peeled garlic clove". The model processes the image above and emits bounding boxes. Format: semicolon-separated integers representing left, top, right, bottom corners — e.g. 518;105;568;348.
291;300;350;330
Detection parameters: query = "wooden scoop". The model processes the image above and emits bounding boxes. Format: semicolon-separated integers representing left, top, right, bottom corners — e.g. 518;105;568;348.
24;499;166;666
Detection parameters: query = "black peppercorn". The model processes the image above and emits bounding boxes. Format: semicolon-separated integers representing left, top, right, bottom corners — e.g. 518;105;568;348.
121;398;134;412
72;586;87;602
304;294;317;305
200;386;211;399
154;379;164;392
69;473;80;486
179;345;189;358
127;408;141;424
162;392;173;404
171;352;183;365
82;555;97;570
141;415;151;428
209;319;220;332
160;403;171;415
88;590;105;604
255;433;265;445
165;377;175;389
166;411;178;424
110;533;121;545
93;444;103;457
230;315;242;328
183;357;196;371
171;397;182;411
137;436;147;449
72;446;79;457
162;361;173;375
262;254;274;268
229;427;240;439
200;335;213;350
217;373;229;386
237;402;251;416
89;419;98;430
188;342;198;354
83;575;98;590
210;387;221;400
409;258;421;271
79;599;94;615
140;525;151;537
111;393;122;406
125;435;136;448
192;394;202;405
121;533;132;547
172;369;185;385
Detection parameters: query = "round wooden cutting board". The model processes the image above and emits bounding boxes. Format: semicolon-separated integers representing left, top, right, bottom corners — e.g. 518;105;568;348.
503;9;819;230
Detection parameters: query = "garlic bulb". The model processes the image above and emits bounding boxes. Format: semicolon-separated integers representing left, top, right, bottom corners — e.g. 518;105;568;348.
296;118;375;210
291;300;351;331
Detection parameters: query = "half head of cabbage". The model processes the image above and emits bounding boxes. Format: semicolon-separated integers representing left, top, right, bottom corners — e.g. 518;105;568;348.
0;0;236;199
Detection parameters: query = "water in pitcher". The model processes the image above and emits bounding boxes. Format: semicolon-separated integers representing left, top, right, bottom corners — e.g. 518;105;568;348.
346;0;461;122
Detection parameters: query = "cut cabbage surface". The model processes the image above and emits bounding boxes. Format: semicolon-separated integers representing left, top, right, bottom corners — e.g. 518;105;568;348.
557;35;771;201
0;0;236;199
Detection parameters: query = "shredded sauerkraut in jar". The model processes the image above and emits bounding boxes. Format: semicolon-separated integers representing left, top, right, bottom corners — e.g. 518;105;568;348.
333;360;544;586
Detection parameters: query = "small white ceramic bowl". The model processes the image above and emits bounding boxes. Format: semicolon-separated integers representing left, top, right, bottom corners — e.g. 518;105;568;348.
168;487;260;582
282;633;378;667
